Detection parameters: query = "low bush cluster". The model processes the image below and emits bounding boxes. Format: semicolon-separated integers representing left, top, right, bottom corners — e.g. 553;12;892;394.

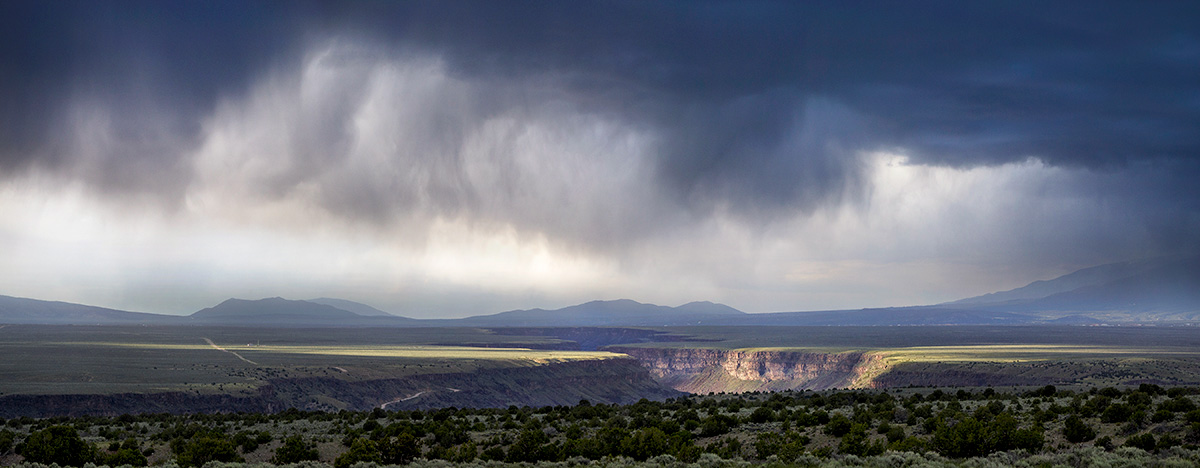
0;384;1196;467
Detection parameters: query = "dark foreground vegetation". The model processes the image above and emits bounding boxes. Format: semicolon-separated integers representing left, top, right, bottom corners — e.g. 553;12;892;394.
2;385;1200;467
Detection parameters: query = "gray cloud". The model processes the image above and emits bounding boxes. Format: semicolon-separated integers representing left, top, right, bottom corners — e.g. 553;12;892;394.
0;1;1198;314
175;48;681;253
5;2;1197;206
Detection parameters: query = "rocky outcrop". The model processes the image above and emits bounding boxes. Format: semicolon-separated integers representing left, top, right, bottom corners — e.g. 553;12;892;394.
0;358;680;418
607;347;888;394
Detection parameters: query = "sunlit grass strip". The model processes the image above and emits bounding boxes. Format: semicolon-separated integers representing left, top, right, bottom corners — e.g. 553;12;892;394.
53;342;624;364
877;344;1200;363
681;344;1200;362
241;345;623;364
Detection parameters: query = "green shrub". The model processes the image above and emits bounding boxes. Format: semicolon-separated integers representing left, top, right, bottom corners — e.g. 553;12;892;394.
1063;414;1097;443
506;428;555;462
1125;391;1152;408
1159;397;1196;413
825;413;853;437
380;432;421;465
1012;426;1045;452
930;413;1041;457
1124;433;1157;451
99;440;149;468
273;435;320;464
699;414;736;437
748;406;775;424
1102;403;1134;423
174;434;243;467
889;436;929;453
1081;395;1111;417
837;424;868;456
624;427;669;461
1156;434;1181;451
452;441;478;462
703;436;742;459
335;438;381;468
932;417;988;457
0;429;15;454
233;430;261;452
480;445;505;461
18;425;95;467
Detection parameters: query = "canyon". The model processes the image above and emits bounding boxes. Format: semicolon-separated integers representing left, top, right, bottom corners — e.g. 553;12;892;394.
606;346;890;393
606;345;1200;394
5;324;1200;418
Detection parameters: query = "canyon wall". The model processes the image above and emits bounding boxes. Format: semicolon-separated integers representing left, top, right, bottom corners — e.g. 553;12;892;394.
607;346;889;394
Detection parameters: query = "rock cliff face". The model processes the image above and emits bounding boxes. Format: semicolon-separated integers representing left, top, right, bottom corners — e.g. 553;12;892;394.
0;358;680;418
607;347;888;393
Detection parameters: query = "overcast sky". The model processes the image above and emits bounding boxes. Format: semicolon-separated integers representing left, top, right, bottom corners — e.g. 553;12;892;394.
1;1;1198;317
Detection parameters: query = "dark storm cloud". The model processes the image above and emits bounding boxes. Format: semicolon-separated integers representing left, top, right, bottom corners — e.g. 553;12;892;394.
0;0;306;195
347;1;1200;166
2;1;1198;223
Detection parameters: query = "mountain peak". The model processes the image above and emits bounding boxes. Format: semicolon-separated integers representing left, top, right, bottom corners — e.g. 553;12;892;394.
943;255;1200;321
307;297;399;317
582;299;644;307
192;297;361;323
676;301;745;315
457;299;744;326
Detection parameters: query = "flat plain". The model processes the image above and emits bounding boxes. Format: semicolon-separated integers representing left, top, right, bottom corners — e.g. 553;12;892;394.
0;325;613;396
3;324;1200;398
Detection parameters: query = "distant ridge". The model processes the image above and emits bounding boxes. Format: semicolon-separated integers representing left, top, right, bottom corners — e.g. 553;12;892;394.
730;307;1038;326
307;297;403;317
192;297;356;321
0;295;181;325
946;258;1167;306
943;256;1200;321
453;299;746;327
675;301;744;316
189;297;412;326
1;255;1196;326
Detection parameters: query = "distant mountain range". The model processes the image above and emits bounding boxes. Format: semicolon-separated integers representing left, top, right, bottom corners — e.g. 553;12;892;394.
0;295;181;325
942;256;1200;321
306;297;397;317
191;297;417;326
1;256;1196;327
448;299;745;327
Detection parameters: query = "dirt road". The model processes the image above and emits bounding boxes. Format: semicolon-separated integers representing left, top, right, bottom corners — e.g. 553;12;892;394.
203;337;259;365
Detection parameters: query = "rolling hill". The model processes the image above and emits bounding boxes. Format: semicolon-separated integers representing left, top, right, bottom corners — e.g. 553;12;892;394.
450;299;747;327
730;307;1038;326
189;297;413;326
0;295;181;325
944;256;1200;321
191;297;357;323
306;297;403;317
